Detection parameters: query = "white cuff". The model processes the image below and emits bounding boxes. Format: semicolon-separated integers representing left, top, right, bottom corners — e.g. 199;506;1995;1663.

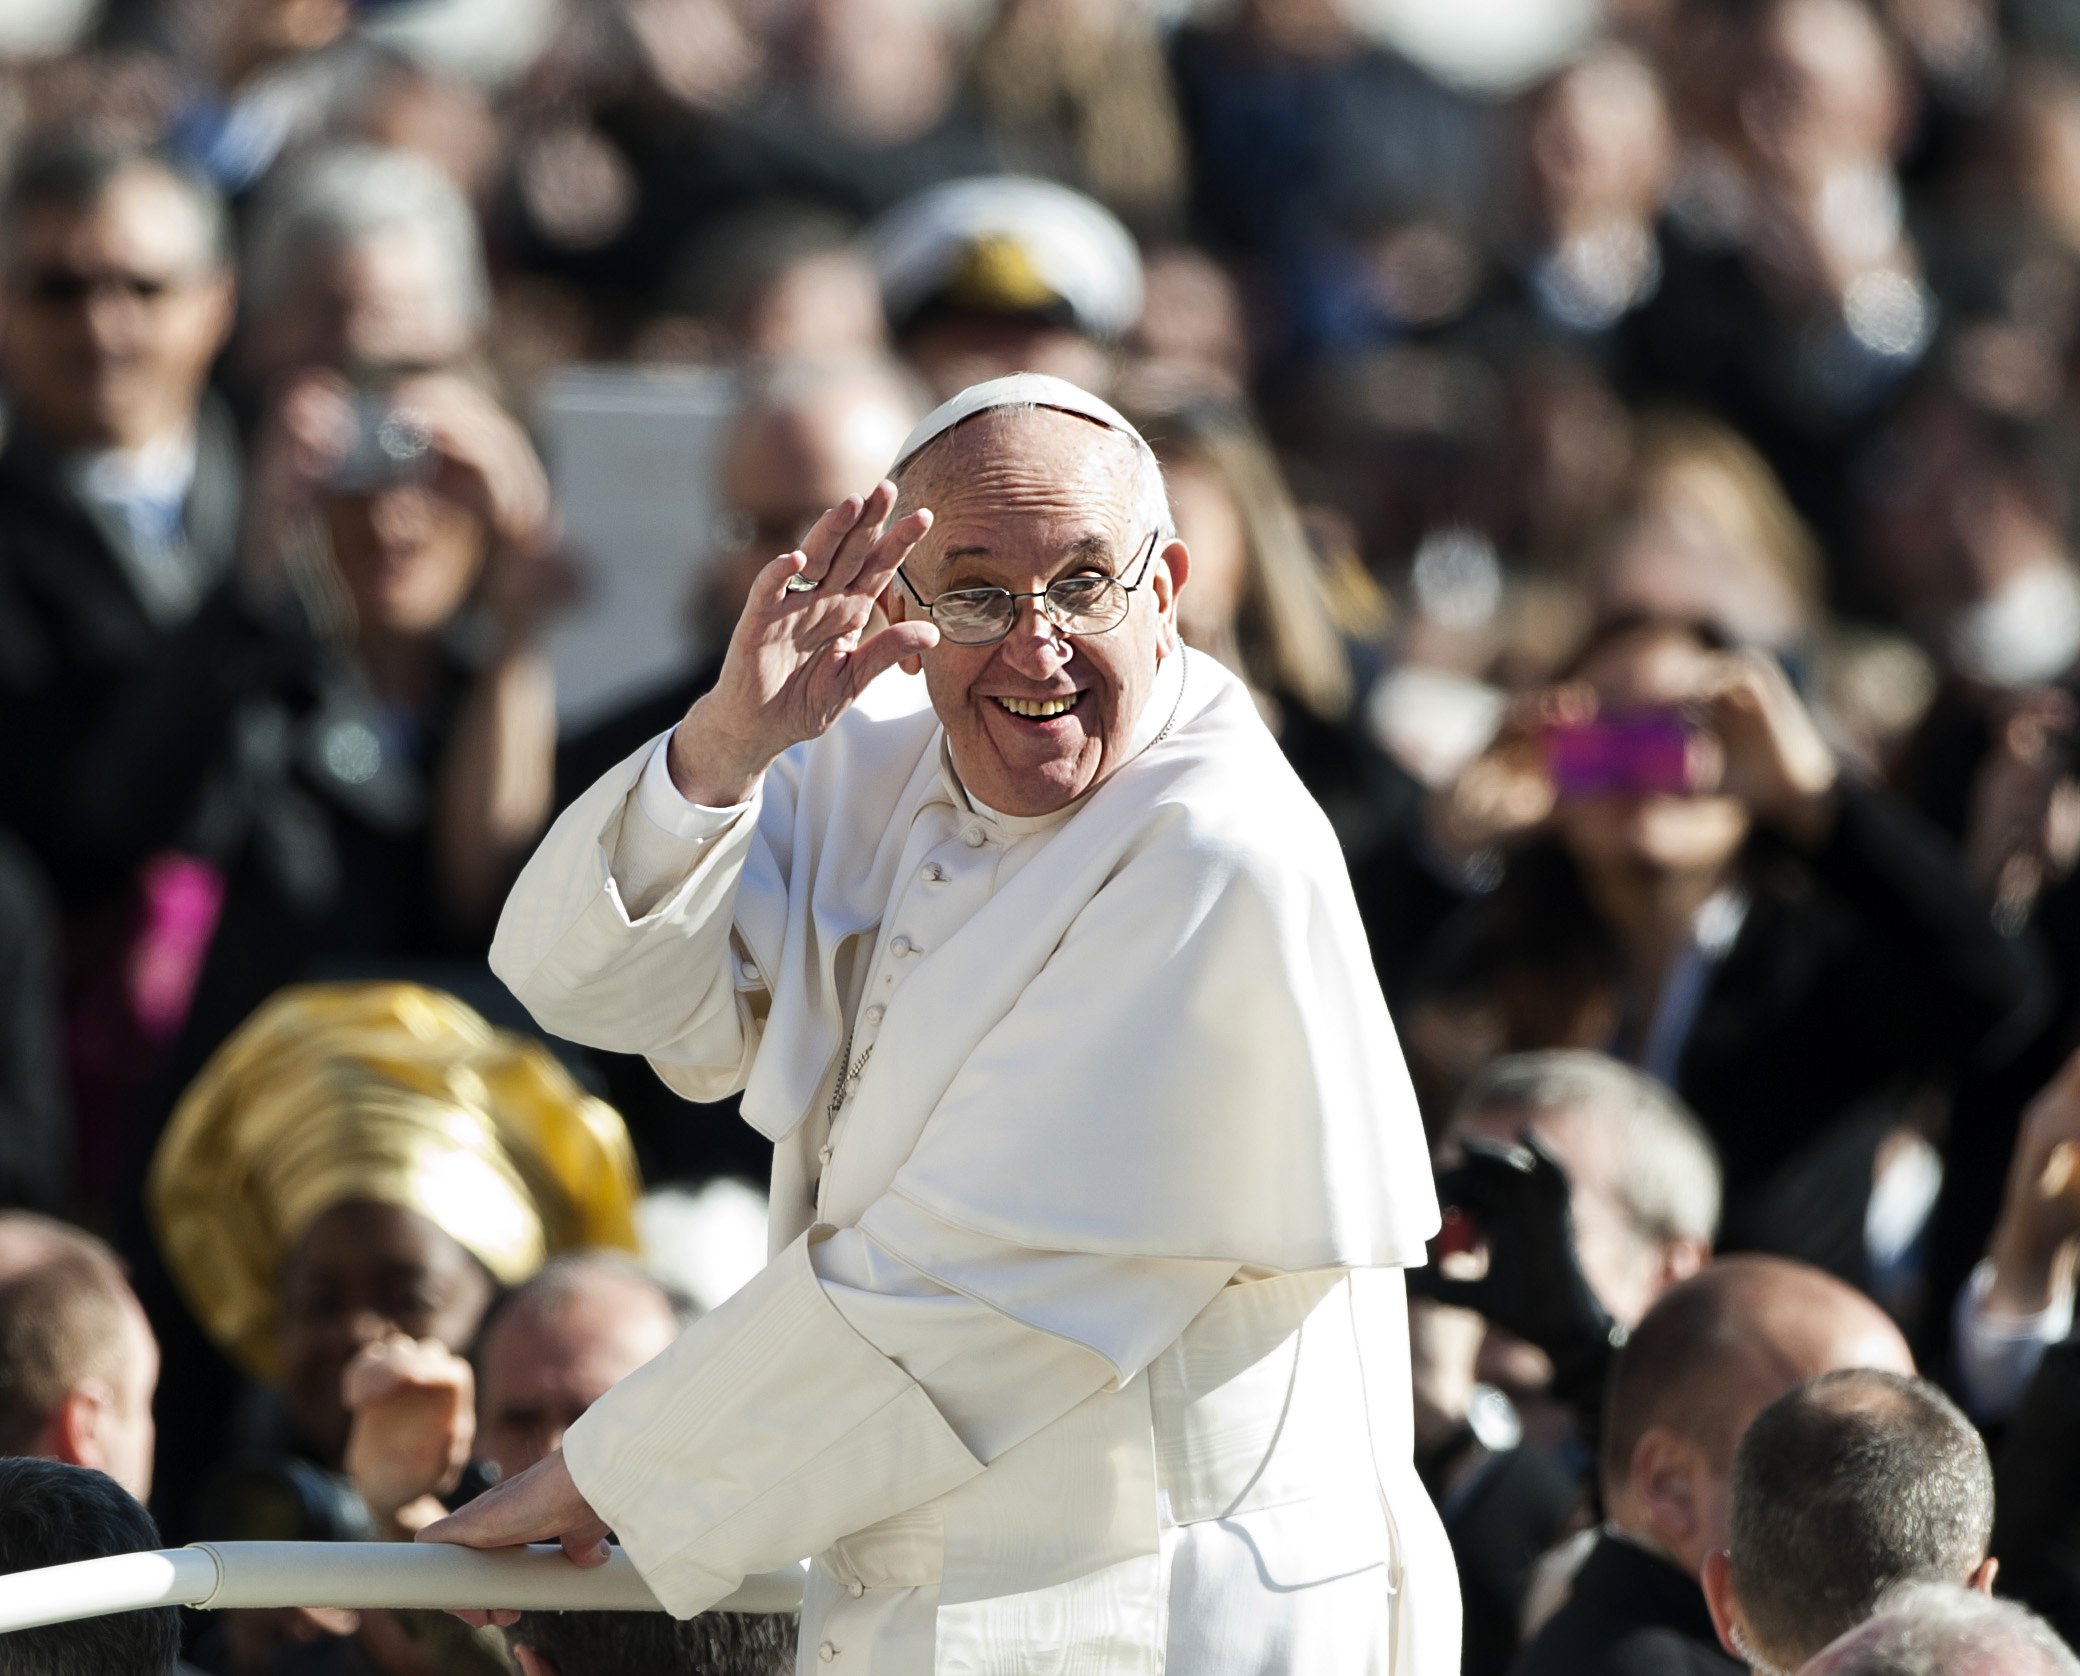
1952;1257;2075;1421
637;730;753;840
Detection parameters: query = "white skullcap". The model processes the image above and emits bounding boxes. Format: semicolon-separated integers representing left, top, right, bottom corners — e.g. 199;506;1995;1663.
868;176;1144;340
890;372;1149;475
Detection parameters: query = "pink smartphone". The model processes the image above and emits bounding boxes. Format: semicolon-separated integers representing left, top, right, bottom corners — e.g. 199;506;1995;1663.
1544;712;1693;797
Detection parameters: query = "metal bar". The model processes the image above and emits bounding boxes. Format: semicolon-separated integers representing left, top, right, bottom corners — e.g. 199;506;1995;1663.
0;1544;803;1634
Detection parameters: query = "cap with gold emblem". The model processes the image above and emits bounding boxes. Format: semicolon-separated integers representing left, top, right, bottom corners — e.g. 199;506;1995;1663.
868;175;1144;341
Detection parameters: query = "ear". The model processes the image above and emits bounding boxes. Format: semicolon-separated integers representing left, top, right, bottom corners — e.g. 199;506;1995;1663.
1153;537;1190;657
1633;1427;1702;1558
1969;1556;1999;1595
1700;1548;1745;1660
514;1643;557;1676
47;1382;114;1473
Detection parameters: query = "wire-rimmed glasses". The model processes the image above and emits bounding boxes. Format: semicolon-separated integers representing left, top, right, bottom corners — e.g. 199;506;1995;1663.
893;529;1163;647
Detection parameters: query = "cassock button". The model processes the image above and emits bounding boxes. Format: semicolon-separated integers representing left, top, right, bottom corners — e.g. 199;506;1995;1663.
818;1144;833;1165
889;935;913;957
847;1580;866;1598
738;958;758;980
864;1005;885;1026
922;862;946;882
819;1642;837;1662
962;826;986;847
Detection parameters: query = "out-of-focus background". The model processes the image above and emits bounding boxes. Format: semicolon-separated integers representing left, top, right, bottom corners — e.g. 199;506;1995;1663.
10;1;2080;1672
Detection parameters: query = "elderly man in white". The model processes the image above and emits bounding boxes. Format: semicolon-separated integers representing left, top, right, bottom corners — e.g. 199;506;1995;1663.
423;374;1457;1674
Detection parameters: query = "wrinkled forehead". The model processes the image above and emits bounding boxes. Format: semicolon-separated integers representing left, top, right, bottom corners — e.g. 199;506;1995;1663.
898;407;1147;566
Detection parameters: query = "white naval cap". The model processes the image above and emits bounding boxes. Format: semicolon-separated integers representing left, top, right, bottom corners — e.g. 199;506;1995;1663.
890;371;1149;476
868;175;1144;341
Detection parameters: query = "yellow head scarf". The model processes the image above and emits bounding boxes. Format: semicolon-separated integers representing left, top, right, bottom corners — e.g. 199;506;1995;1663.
149;982;641;1381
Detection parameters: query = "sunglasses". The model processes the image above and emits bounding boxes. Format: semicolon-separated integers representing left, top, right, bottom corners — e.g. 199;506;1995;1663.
10;268;191;307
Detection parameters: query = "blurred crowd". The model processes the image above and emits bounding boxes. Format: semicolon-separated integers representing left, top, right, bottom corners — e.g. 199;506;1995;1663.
6;0;2080;1672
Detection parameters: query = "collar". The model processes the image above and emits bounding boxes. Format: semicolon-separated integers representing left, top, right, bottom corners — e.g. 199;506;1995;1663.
68;428;200;509
936;645;1191;835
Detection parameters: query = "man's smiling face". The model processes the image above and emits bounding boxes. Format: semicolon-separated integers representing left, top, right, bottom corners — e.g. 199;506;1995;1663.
890;407;1188;817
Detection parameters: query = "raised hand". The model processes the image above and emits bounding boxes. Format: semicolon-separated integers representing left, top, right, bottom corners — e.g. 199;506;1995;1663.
340;1334;476;1535
667;481;939;806
1690;648;1839;843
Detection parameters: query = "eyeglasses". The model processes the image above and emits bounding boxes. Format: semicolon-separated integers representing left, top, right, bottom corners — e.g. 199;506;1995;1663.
9;267;193;307
895;529;1163;646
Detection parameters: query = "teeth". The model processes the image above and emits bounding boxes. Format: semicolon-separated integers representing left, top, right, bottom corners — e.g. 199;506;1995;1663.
994;695;1078;719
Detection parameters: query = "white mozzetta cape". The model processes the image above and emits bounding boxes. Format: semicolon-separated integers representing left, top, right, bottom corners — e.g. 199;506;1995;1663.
490;652;1454;1674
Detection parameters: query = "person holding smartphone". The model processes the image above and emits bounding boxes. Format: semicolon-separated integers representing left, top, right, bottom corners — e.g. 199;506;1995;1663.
1408;613;2041;1281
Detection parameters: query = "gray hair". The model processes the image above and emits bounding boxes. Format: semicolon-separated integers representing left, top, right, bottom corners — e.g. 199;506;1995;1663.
892;402;1175;546
1730;1370;1994;1669
243;143;488;334
0;1459;177;1676
1453;1050;1721;1246
478;1250;697;1361
1809;1580;2080;1676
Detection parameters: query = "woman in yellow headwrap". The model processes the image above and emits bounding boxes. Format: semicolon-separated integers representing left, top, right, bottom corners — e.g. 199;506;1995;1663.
150;980;641;1477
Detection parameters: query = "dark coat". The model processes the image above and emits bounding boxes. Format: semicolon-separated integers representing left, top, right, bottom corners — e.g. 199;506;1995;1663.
0;398;243;904
1512;1532;1741;1676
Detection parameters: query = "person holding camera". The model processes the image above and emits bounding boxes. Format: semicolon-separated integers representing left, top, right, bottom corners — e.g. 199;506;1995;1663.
71;362;574;1092
1407;613;2040;1285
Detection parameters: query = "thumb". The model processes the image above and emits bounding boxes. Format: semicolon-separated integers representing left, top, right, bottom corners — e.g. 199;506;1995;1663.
846;619;940;694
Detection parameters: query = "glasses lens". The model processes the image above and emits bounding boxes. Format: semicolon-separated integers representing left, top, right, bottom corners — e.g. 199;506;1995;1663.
934;589;1016;644
1046;575;1129;633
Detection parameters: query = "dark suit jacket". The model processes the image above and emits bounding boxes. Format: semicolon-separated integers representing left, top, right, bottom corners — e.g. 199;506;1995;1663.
1512;1532;1741;1676
0;397;243;904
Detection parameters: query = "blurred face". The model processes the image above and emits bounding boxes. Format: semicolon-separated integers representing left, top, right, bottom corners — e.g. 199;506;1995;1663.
1739;0;1904;181
1555;623;1752;879
264;225;478;382
891;410;1187;817
713;386;915;614
277;1200;494;1465
0;168;232;454
902;315;1114;404
1527;51;1673;231
475;1274;680;1480
105;1297;160;1501
322;479;489;639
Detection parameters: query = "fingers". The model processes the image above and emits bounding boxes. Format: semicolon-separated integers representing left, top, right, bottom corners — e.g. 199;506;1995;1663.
855;507;932;599
795;486;882;589
846;620;941;693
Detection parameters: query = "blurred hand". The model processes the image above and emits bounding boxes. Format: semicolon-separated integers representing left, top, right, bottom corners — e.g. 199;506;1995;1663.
1986;1048;2080;1319
417;1450;610;1629
341;1335;476;1535
388;375;555;558
1964;690;2080;931
667;482;938;806
1690;649;1839;841
1409;1132;1624;1398
1427;685;1593;863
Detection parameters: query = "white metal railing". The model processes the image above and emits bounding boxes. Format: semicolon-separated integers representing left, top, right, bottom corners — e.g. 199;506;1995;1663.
0;1543;803;1634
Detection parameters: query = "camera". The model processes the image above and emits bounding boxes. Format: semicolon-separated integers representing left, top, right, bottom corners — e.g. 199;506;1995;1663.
326;394;435;496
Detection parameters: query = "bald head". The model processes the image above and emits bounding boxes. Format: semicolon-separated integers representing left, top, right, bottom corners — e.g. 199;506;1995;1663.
474;1253;686;1483
708;356;921;620
0;1214;158;1501
1602;1257;1912;1578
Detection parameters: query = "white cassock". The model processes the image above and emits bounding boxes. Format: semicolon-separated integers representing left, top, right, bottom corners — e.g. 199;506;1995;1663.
490;647;1459;1675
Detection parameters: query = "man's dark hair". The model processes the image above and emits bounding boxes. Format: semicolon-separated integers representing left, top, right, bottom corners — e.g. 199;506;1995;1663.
0;1458;178;1676
1729;1369;1995;1668
0;1243;136;1456
507;1608;796;1676
0;132;231;268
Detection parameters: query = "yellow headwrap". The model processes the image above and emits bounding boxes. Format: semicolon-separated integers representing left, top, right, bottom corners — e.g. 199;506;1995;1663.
148;982;641;1381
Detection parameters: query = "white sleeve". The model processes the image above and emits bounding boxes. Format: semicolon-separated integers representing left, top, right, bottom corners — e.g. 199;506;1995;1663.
1952;1257;2076;1421
488;732;767;1093
560;1212;1236;1617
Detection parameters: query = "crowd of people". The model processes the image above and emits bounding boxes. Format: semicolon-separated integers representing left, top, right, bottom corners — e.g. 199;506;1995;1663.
3;0;2080;1671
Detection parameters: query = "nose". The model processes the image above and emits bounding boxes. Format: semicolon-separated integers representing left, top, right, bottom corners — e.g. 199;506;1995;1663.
997;594;1072;677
